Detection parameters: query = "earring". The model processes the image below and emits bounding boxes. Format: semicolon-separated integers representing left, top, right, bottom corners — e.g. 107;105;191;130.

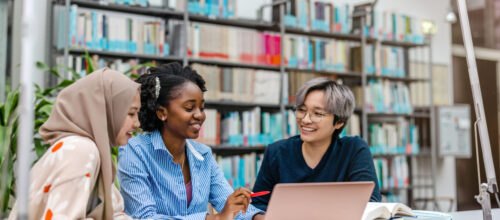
162;116;166;121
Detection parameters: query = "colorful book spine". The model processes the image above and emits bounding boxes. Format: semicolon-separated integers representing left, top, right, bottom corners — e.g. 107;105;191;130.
56;5;167;56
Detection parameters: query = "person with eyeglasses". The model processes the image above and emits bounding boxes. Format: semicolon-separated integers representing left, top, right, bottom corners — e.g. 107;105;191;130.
251;77;381;212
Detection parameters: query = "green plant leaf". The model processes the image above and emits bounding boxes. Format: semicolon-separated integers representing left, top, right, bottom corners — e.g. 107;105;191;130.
123;62;155;75
41;87;56;97
35;61;49;70
39;105;53;117
34;139;48;159
35;100;53;113
57;79;75;89
83;50;95;74
36;61;60;78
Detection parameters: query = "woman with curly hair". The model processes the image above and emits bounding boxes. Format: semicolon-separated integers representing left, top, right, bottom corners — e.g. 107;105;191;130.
117;63;264;220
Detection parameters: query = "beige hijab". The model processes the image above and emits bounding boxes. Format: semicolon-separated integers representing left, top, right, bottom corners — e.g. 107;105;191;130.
39;68;140;219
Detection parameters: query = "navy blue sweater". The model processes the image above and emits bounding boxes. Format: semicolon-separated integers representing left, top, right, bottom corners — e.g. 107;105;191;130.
251;135;381;211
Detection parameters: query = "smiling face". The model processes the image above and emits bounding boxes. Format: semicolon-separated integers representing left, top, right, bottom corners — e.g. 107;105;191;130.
297;90;343;145
116;91;141;146
159;82;206;139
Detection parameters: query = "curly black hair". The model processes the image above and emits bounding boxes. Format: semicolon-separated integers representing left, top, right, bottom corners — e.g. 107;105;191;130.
136;62;207;132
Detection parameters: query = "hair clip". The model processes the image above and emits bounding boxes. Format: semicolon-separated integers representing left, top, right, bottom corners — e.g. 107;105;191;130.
155;77;161;101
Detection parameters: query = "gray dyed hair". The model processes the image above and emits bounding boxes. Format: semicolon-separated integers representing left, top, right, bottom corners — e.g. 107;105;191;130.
295;77;355;126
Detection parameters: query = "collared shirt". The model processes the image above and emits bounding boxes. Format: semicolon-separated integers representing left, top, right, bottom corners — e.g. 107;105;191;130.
118;130;263;219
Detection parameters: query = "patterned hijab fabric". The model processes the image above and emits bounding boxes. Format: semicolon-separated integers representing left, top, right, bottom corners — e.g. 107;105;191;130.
39;68;140;219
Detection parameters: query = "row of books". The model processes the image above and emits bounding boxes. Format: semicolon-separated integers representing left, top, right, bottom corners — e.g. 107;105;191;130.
55;55;150;79
368;121;420;155
54;5;169;56
214;153;263;190
55;6;418;78
59;54;420;118
185;0;237;19
351;45;406;77
367;46;406;78
273;0;425;43
93;0;160;7
283;35;354;71
409;61;431;106
191;64;281;104
367;10;425;43
374;156;410;191
356;80;413;114
195;108;299;147
214;154;410;194
382;193;406;203
273;0;350;33
340;114;360;137
195;109;361;148
185;22;281;66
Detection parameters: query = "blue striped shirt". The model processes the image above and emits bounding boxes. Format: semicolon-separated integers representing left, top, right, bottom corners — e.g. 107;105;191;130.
118;130;264;219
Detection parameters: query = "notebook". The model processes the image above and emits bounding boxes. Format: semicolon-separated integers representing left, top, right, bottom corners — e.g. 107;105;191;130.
265;182;375;220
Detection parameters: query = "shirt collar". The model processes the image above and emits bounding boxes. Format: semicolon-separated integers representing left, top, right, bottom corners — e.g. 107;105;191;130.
150;130;209;161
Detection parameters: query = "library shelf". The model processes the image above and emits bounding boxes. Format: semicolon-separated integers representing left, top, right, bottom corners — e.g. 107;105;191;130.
372;153;420;158
69;48;284;70
69;0;183;18
188;14;274;30
380;40;429;48
69;0;275;31
285;27;365;41
210;146;267;156
69;48;183;62
188;58;280;71
380;187;412;194
205;100;281;110
286;67;362;78
366;75;429;82
68;1;428;49
366;112;430;118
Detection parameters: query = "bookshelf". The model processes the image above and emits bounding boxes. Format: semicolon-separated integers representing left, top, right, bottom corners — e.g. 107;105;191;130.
210;146;266;157
51;0;436;207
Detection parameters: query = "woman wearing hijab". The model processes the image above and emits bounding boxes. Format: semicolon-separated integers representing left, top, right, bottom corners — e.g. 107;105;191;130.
9;68;141;220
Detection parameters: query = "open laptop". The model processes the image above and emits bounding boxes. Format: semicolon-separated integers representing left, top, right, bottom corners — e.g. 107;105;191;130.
265;182;374;220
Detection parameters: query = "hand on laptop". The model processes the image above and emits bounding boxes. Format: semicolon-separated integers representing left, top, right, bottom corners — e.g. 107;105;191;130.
211;187;252;220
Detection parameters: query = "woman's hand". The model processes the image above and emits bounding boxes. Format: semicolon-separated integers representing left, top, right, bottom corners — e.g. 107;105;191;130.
252;213;265;220
207;187;252;220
